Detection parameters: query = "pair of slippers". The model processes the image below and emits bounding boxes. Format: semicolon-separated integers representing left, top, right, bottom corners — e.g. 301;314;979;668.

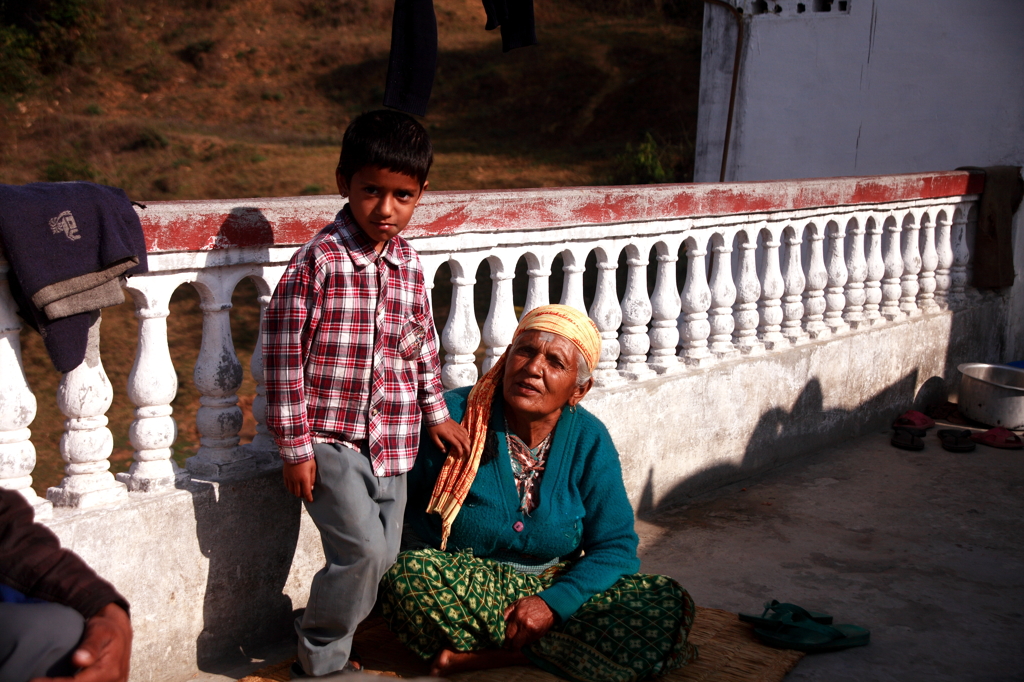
891;410;942;451
890;411;1024;451
739;600;870;652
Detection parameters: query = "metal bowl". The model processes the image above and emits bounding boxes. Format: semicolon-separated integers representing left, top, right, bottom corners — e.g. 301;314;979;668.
957;363;1024;429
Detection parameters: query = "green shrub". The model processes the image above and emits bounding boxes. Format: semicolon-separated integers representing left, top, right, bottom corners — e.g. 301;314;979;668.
177;39;216;70
124;128;169;151
0;24;37;95
610;132;668;185
44;155;97;182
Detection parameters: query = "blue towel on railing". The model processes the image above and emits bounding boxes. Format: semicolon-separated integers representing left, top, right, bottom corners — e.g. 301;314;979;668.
0;182;148;372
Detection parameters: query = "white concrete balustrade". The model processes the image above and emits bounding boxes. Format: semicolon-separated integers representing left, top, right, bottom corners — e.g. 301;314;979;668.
0;172;987;509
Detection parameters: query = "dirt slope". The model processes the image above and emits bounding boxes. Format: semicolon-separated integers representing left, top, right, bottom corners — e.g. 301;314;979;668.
5;0;703;494
1;0;702;198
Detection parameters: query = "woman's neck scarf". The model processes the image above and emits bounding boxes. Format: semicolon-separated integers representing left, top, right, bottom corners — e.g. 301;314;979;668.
427;304;601;549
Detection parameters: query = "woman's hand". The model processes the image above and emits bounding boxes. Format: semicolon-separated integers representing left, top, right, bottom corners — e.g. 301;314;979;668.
282;459;317;502
503;596;556;651
31;602;132;682
426;418;470;459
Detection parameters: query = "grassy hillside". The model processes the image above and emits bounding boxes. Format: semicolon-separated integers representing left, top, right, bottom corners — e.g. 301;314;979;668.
1;0;704;197
3;0;704;495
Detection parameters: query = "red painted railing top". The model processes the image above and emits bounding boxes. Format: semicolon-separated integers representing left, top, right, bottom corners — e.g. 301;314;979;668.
139;170;985;253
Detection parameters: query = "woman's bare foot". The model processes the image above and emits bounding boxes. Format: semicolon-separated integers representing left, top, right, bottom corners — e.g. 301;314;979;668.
430;648;530;677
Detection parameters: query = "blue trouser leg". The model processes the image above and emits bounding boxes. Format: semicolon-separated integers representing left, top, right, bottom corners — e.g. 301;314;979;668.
0;601;85;682
295;442;407;675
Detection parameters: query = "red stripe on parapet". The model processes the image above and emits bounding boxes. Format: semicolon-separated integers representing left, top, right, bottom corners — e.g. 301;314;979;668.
139;171;985;252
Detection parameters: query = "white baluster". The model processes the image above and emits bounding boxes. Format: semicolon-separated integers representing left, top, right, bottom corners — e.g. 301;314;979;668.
757;228;786;349
558;250;587;312
964;205;983;303
679;236;714;366
523;252;551;315
481;255;518;374
880;216;904;321
803;224;829;339
648;242;683;373
708;234;739;357
949;207;969;309
843;217;867;329
0;256;51;518
117;277;185;492
245;274;281;462
917;213;939;313
420;255;444;320
732;231;764;355
863;216;885;325
824;221;850;334
441;256;481;389
589;247;625;387
187;278;249;478
899;212;921;317
780;226;807;345
47;312;128;508
618;245;655;380
934;210;953;310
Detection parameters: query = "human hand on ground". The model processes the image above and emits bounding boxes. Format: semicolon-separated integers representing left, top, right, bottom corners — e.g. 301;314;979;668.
427;418;471;459
31;602;132;682
503;595;555;651
283;459;317;502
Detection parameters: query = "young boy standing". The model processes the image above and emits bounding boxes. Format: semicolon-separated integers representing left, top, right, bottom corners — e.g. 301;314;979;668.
263;110;469;677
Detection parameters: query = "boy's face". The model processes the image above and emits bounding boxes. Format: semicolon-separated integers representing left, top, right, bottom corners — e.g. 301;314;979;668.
336;166;427;253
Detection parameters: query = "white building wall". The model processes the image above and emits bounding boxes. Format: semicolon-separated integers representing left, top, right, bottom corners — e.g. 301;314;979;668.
695;0;1024;182
695;0;1024;358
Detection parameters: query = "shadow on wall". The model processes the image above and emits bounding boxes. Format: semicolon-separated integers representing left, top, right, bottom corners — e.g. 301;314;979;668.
636;370;942;520
635;297;1011;521
190;473;303;673
193;206;298;673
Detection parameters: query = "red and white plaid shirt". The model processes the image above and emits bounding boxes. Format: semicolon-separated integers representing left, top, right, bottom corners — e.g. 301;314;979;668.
262;208;449;476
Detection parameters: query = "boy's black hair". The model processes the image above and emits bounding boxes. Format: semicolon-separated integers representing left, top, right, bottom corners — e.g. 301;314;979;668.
337;110;433;187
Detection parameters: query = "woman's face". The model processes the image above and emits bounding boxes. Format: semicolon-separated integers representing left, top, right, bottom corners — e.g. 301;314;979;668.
502;330;592;420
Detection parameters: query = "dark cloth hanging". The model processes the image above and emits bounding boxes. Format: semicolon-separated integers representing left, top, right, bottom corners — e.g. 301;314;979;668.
0;182;148;372
383;0;438;117
957;166;1023;289
382;0;536;116
481;0;538;52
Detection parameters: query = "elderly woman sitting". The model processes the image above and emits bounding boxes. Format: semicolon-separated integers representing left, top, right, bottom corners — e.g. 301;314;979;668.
380;305;698;681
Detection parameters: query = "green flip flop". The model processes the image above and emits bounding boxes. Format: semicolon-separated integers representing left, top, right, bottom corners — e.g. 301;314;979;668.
739;600;833;628
753;611;870;652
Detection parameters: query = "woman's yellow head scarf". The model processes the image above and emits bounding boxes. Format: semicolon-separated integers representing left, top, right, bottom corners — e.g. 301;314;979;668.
427;304;601;549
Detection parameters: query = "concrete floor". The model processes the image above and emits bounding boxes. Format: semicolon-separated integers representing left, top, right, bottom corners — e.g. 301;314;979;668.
636;428;1024;682
202;427;1024;682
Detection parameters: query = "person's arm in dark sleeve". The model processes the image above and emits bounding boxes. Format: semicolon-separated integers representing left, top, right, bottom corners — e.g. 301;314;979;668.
0;489;129;618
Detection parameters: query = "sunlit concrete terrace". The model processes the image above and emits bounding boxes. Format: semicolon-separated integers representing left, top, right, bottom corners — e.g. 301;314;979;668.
1;169;1020;681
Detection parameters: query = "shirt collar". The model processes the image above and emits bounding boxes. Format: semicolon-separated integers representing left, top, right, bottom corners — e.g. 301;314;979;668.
336;206;410;268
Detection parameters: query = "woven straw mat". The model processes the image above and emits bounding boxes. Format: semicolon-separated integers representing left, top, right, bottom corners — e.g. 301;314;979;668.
238;607;803;682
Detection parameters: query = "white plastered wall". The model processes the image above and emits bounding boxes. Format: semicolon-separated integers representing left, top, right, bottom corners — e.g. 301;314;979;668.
695;0;1024;359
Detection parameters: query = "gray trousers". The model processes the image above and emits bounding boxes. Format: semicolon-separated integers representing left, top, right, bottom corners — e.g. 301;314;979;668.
0;602;84;682
296;442;407;676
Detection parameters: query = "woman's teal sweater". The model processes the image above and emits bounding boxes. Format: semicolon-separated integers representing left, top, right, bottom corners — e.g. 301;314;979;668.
406;386;640;622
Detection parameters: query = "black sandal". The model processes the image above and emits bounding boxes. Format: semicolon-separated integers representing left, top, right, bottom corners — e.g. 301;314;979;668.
937;429;976;452
891;427;925;451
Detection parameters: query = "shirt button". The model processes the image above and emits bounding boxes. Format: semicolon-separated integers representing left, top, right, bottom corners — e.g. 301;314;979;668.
513;521;524;532
370;408;379;417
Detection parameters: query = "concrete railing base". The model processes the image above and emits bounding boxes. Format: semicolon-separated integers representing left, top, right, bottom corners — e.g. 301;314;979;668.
43;300;1006;682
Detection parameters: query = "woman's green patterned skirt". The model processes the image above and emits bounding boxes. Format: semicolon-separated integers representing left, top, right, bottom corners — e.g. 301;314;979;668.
380;548;698;682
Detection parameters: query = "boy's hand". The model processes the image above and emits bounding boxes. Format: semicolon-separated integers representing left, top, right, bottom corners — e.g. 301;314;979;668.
426;419;470;459
282;459;317;502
